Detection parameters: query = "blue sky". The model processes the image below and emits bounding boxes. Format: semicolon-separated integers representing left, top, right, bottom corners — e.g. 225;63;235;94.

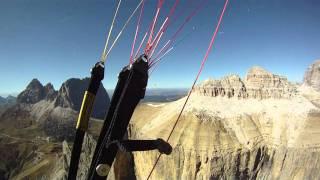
0;0;319;97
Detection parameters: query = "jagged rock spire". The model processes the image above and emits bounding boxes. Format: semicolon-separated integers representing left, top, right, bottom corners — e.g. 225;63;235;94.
17;79;46;104
304;60;320;91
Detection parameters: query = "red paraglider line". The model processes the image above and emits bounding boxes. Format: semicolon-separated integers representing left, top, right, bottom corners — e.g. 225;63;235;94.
150;0;180;47
134;31;148;59
145;0;165;55
150;18;168;47
149;23;198;68
149;32;164;58
149;46;173;68
145;0;229;179
152;0;208;62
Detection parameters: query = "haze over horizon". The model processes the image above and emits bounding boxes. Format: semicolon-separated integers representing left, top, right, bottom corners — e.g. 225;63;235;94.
0;0;319;97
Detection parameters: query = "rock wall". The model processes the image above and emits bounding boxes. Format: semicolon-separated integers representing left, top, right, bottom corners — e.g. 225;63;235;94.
52;134;97;180
193;67;297;99
304;60;320;91
133;145;320;180
54;78;110;119
129;93;320;180
52;134;136;180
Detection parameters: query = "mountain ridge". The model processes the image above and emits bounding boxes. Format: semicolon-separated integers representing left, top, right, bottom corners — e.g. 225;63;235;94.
15;77;110;119
303;59;320;91
193;66;297;99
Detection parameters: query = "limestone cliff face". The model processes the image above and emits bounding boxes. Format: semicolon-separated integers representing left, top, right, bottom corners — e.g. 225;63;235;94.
54;78;110;119
193;67;297;99
194;75;246;98
51;134;96;180
129;85;320;179
51;134;136;180
304;60;320;91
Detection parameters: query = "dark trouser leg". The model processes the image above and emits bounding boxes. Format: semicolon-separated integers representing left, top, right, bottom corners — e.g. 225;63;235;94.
107;138;172;155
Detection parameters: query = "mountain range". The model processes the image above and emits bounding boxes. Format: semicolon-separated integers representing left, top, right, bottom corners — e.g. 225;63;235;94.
0;59;319;179
54;59;320;180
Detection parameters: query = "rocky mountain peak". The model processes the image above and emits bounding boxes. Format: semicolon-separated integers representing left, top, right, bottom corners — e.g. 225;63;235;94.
44;83;57;101
17;79;46;104
54;78;86;109
44;83;54;90
245;66;289;88
16;79;58;104
27;78;43;88
54;78;110;119
303;60;320;91
194;66;297;99
247;66;270;75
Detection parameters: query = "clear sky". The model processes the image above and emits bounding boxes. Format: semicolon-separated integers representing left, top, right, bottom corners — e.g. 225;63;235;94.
0;0;319;97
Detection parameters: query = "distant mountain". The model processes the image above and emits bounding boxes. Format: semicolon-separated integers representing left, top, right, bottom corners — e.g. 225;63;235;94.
1;77;110;141
6;96;17;104
107;88;188;103
143;88;188;102
0;95;16;105
0;96;5;104
146;88;188;96
0;95;16;116
16;78;110;119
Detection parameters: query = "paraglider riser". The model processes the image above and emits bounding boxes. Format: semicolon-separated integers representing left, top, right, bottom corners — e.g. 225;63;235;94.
88;58;148;180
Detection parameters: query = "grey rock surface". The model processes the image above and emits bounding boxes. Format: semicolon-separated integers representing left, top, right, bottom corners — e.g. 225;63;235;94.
15;77;110;119
17;79;47;104
193;66;297;99
54;78;110;119
304;60;320;91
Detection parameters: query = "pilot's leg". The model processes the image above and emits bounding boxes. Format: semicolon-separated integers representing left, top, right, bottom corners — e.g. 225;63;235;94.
107;138;172;155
